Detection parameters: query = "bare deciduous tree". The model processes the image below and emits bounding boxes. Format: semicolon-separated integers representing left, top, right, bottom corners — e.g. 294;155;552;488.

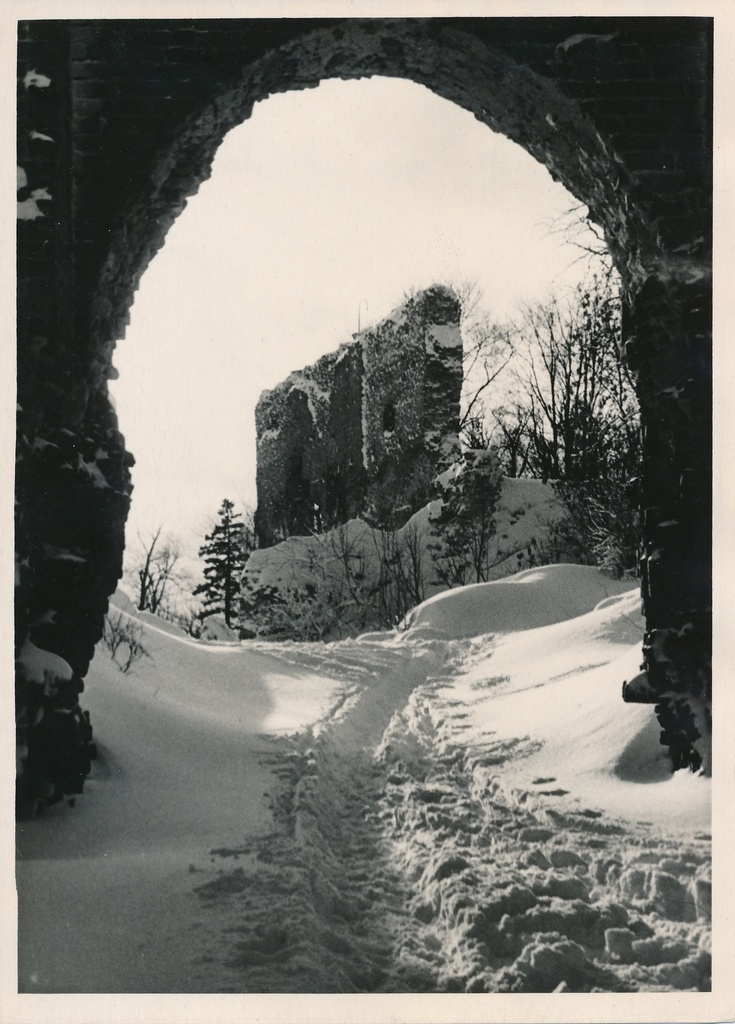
453;279;515;447
485;276;641;573
126;526;191;620
486;277;637;484
486;403;533;477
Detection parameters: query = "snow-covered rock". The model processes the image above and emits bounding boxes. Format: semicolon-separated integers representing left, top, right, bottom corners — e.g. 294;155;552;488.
199;615;240;642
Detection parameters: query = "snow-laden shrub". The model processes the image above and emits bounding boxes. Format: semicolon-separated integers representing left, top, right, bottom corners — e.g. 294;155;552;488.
429;449;504;587
241;476;568;641
102;610;150;673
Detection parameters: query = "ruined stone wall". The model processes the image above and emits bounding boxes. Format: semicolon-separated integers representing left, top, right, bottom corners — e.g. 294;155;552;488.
254;286;463;547
254;349;344;546
360;286;463;529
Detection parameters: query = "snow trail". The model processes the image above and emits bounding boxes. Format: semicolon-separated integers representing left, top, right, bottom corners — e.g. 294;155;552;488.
16;568;711;993
177;628;710;994
184;638;452;992
371;679;711;992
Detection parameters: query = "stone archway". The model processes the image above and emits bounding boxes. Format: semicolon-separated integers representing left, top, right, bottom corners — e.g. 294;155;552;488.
16;17;712;807
90;20;656;372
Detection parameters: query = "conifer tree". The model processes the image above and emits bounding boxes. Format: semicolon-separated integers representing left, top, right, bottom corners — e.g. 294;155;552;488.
429;449;504;587
193;499;253;628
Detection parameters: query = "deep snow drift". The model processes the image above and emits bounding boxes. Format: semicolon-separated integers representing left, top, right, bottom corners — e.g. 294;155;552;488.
15;566;710;995
240;476;566;640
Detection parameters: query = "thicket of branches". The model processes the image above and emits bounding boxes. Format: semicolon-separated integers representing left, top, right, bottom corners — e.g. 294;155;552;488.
463;275;640;576
240;519;430;642
102;611;150;673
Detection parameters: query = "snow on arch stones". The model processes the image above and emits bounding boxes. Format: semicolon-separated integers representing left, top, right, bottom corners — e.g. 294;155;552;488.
91;19;648;374
16;18;712;802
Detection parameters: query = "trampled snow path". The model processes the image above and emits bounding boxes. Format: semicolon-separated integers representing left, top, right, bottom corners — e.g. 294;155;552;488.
15;610;442;993
182;644;711;994
16;570;711;993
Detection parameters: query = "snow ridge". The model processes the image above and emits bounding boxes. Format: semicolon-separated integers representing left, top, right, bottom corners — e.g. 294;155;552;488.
187;628;710;993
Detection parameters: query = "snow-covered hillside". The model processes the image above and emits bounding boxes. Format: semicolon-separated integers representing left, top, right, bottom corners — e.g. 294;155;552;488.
16;566;710;996
241;476;567;640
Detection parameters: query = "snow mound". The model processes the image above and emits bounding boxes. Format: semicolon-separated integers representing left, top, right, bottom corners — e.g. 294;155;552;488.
199;615;240;642
137;610;189;638
240;477;568;641
109;589;191;639
401;563;635;639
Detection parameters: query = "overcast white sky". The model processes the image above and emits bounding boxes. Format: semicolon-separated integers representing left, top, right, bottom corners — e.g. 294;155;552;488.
109;75;605;569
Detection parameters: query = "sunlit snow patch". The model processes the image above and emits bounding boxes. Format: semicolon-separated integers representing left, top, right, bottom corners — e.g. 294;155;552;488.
401;563;636;640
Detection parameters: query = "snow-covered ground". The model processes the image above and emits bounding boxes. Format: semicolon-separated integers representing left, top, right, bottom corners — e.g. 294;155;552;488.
241;476;567;640
15;566;711;1001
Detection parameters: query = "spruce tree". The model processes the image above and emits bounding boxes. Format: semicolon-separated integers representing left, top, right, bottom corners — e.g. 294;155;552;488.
194;499;253;628
429;449;504;587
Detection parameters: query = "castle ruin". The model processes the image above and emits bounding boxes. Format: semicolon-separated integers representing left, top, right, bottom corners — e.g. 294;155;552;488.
254;285;463;547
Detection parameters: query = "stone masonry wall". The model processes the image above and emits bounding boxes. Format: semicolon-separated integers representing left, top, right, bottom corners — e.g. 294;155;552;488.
17;23;133;807
254;286;463;547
